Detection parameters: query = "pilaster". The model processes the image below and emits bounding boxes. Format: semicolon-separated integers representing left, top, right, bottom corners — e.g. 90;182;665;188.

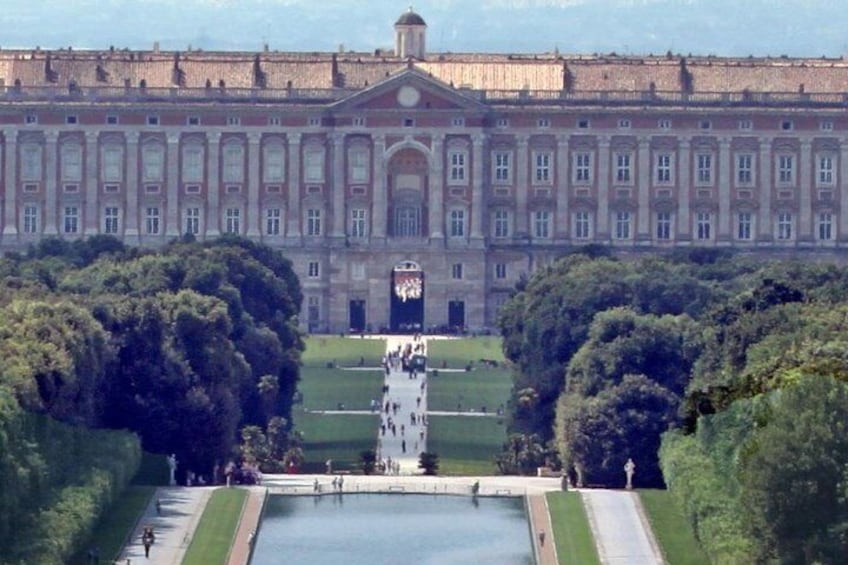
84;131;99;235
3;129;18;236
247;132;262;237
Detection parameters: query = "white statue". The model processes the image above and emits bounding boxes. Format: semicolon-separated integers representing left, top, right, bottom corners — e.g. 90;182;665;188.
624;458;636;490
167;453;178;486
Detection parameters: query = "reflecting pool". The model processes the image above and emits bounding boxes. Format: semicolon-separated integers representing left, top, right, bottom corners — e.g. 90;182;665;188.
251;494;533;565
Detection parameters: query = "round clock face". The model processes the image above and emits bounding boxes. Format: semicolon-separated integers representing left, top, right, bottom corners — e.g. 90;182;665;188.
397;85;421;108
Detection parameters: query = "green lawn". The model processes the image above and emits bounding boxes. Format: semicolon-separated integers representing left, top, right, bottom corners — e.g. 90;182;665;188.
426;415;506;475
298;367;384;411
182;488;247;565
427;367;512;413
69;485;156;565
302;336;386;367
295;412;379;472
426;336;506;368
638;489;710;565
546;492;600;565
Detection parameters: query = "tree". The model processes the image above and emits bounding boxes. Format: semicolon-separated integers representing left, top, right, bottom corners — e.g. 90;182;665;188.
359;450;377;475
419;452;440;475
495;433;548;475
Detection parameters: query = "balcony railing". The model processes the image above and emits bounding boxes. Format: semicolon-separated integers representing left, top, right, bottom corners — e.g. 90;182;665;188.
2;83;847;108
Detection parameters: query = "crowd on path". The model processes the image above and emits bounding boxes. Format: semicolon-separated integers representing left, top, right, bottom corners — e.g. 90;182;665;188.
376;334;429;474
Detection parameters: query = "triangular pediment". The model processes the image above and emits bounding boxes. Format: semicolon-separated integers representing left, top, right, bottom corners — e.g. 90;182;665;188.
331;66;486;113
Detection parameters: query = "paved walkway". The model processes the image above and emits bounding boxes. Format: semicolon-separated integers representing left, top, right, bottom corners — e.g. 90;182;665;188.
377;335;429;474
527;493;559;565
118;486;212;564
581;489;664;565
226;487;266;565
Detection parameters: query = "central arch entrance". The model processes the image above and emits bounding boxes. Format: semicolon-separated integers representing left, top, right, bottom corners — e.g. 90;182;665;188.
390;260;424;333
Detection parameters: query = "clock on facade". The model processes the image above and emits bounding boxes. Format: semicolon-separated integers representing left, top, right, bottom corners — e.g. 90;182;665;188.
397;85;421;107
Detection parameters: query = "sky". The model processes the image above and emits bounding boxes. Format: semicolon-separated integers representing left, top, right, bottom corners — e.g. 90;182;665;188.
1;0;846;58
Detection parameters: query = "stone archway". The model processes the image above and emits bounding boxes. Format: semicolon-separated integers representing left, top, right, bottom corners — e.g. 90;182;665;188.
386;147;429;238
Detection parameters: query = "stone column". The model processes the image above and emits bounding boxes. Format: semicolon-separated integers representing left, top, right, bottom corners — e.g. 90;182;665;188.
799;139;813;242
597;136;611;238
555;134;570;241
372;134;387;241
470;133;484;241
515;134;529;237
718;137;731;242
330;132;345;240
3;128;18;236
206;132;221;237
44;131;59;235
840;139;848;243
247;133;262;237
84;131;99;235
286;133;302;242
637;136;651;241
677;137;691;240
428;134;444;241
758;137;772;241
165;133;180;237
124;132;140;239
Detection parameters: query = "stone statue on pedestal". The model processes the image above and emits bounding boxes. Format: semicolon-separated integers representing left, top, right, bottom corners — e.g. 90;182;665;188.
167;453;178;486
624;458;636;490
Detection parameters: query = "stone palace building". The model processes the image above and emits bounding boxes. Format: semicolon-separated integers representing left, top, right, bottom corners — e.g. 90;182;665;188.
1;8;848;332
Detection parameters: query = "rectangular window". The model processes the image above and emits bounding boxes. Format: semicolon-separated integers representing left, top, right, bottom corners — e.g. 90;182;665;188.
349;148;369;183
615;152;632;183
147;115;159;126
353;116;366;127
103;146;123;182
449;209;466;237
614;211;631;240
533;210;551;239
495;263;507;279
494;152;511;183
818;212;833;241
574;211;590;239
777;212;793;240
145;207;160;235
696;211;712;240
655;153;671;184
818;156;834;185
184;207;200;235
537;118;551;129
263;145;285;183
534;152;552;183
305;148;325;183
66;115;78;125
223;144;244;184
449;151;467;184
225;208;241;234
106;115;119;125
737;154;753;185
451;263;463;280
142;144;164;182
265;208;281;236
452;117;465;127
739;119;753;131
493;209;510;238
658;119;672;130
306;208;322;236
696;154;712;184
350;208;367;238
307;261;320;278
618;119;631;129
25;114;37;125
574;152;592;183
778;155;794;184
737;212;752;240
21;144;43;181
656;212;671;240
187;116;201;126
351;263;365;281
227;116;241;126
23;205;38;234
62;206;79;234
61;144;82;182
103;206;119;234
182;145;204;182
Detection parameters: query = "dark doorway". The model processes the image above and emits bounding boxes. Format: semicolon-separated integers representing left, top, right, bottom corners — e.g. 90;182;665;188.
448;300;465;333
390;261;424;333
349;299;366;333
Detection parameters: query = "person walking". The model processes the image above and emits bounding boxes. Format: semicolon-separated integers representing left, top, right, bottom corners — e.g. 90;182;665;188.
141;526;155;559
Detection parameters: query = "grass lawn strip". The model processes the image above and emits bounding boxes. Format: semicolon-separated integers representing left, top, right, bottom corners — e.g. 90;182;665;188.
426;415;505;475
638;489;710;565
182;488;248;565
426;336;506;367
296;412;380;471
69;485;156;565
302;336;386;367
298;366;384;411
546;492;600;565
427;367;512;413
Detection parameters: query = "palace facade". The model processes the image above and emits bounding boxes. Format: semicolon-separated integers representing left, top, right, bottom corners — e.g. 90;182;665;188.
2;9;848;332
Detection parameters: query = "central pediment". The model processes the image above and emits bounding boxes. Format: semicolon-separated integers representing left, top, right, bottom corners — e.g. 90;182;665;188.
331;66;486;113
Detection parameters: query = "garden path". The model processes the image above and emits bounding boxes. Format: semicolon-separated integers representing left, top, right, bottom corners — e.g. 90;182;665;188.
581;489;664;564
